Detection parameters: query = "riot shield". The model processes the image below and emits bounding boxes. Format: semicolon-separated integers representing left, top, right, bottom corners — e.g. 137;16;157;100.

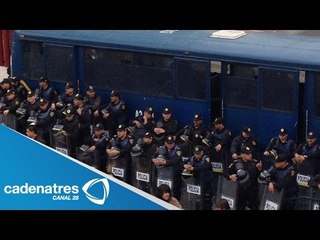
180;175;203;210
0;113;17;130
312;189;320;210
154;165;175;193
215;175;238;210
295;173;313;210
259;185;284;210
131;154;153;194
50;125;69;156
109;155;128;183
296;187;320;210
76;145;93;166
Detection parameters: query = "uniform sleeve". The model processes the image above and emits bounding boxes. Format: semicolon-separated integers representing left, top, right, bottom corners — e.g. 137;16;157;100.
230;136;240;155
265;138;276;152
164;119;178;136
294;143;304;155
220;129;232;148
273;168;296;190
227;161;236;179
119;137;134;157
165;148;182;166
193;156;211;172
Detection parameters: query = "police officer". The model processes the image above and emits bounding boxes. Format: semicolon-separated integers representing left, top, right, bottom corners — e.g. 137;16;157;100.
35;76;58;104
293;132;320;208
16;91;40;134
0;89;21;116
152;135;183;199
9;76;30;101
86;123;110;172
228;146;262;210
139;132;157;160
130;132;157;193
294;132;320;177
0;78;12;103
128;106;155;140
266;153;298;210
176;113;210;156
231;126;258;160
73;93;91;145
182;145;213;209
98;90;128;136
52;82;76;119
153;107;178;146
208;117;232;174
60;108;80;158
35;98;57;146
84;85;101;125
264;127;296;161
106;124;135;183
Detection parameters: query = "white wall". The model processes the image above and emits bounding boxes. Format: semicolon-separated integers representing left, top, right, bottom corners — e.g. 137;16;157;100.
0;66;9;82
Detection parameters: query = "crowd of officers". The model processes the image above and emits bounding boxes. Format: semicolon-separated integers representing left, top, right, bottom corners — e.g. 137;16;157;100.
1;76;320;210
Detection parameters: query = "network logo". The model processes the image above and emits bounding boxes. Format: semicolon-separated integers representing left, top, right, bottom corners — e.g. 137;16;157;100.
82;178;110;205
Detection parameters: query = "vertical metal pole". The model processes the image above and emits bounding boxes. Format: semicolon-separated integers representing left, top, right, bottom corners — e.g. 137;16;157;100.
221;98;224;118
305;110;309;139
0;31;4;66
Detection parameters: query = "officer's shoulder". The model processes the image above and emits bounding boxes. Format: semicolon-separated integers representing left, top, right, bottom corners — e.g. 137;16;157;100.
252;159;259;163
289;165;296;176
128;137;135;145
49;111;55;117
176;148;182;157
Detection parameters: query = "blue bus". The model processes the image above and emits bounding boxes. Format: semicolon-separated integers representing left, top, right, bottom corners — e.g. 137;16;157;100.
11;30;320;149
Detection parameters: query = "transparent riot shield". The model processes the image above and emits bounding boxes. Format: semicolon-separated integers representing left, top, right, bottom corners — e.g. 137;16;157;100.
76;145;93;166
312;189;320;210
180;174;203;210
0;113;17;130
259;185;284;210
131;154;153;194
215;175;238;210
50;125;69;155
295;173;313;210
109;155;128;183
154;165;175;193
296;187;320;210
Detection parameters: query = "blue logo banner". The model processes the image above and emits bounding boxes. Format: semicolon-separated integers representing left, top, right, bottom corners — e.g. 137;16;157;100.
0;125;177;210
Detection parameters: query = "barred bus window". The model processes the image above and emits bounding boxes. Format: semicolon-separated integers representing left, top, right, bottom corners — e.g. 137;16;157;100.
84;48;174;97
313;73;320;117
134;53;173;97
261;70;295;112
84;48;134;91
177;60;207;101
22;41;44;80
225;63;258;108
46;45;74;83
